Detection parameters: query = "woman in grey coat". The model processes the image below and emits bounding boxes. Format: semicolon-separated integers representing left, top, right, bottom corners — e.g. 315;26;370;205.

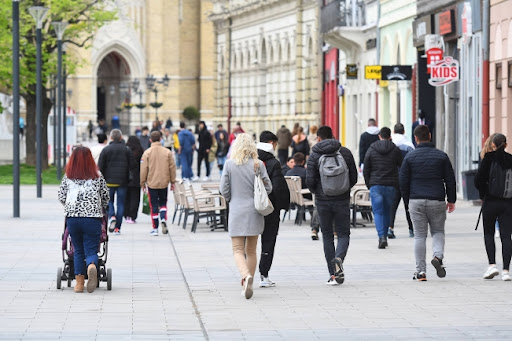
220;133;272;299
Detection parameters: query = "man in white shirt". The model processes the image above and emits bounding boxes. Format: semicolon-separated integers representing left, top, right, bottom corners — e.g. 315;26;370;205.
90;133;108;164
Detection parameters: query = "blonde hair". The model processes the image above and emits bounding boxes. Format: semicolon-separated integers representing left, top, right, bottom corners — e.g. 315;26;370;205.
230;133;258;165
310;125;318;134
481;133;498;159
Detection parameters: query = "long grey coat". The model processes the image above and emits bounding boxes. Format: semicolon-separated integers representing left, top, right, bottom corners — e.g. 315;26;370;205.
220;158;272;237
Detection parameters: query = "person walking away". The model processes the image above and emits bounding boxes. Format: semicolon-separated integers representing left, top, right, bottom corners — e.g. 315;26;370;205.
475;133;512;281
307;125;319;149
165;117;173;130
281;156;295;176
208;130;218;178
138;126;151;151
90;133;108;164
111;116;120;130
359;118;380;172
197;121;213;181
390;123;415;238
19;117;25;138
363;127;403;249
87;120;94;140
411;109;434;147
58;146;109;293
216;129;229;176
178;122;196;181
124;136;144;224
98;129;136;235
306;126;358;285
140;131;177;236
173;128;181;169
257;131;291;287
220;133;272;299
291;126;310;157
276;125;293;165
399;125;456;281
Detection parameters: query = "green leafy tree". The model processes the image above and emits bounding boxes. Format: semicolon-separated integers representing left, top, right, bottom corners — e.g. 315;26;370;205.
183;106;201;122
0;0;116;168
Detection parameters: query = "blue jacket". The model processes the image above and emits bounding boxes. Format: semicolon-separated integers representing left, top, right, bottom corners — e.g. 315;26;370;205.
399;142;456;205
178;129;196;153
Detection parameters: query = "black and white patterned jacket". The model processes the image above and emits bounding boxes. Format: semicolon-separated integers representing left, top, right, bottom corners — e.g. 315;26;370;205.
58;175;110;217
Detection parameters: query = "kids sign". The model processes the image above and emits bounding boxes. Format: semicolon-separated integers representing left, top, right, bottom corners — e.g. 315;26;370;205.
428;56;460;86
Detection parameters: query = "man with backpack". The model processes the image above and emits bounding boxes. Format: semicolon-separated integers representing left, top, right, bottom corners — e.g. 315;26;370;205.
306;126;358;285
399;125;456;282
257;131;290;288
363;127;403;249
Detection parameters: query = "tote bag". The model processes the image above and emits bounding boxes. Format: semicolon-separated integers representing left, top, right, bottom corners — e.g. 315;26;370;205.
142;192;150;215
254;161;274;216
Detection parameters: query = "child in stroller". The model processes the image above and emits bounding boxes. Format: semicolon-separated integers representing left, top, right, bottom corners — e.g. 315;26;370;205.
56;213;112;291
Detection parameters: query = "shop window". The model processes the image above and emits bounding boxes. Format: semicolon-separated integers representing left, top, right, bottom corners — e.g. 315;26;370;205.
508;60;512;88
496;62;502;89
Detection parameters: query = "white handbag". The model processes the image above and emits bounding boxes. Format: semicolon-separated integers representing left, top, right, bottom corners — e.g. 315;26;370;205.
253;161;274;216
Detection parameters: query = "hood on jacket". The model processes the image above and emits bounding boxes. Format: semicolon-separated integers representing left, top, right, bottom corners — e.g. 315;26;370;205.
370;139;396;155
278;127;290;134
257;148;276;162
366;126;380;135
312;139;341;155
391;133;414;149
257;142;275;155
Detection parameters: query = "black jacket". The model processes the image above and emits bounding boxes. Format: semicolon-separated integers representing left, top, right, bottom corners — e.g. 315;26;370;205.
475;149;512;201
359;131;380;166
399;142;456;205
138;135;151;151
198;128;212;153
306;139;358;201
258;149;290;211
363;140;403;189
127;148;143;188
98;141;136;186
281;164;291;177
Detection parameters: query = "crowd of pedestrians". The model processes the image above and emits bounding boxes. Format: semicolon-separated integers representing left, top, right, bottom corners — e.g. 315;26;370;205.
57;118;512;298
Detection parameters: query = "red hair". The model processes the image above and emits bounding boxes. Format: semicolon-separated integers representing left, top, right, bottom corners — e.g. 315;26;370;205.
65;146;100;180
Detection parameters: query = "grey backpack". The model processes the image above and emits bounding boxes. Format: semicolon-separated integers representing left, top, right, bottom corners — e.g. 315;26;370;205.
318;152;350;196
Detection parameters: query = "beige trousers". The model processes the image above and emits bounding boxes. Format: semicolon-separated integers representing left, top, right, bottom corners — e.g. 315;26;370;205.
231;236;259;279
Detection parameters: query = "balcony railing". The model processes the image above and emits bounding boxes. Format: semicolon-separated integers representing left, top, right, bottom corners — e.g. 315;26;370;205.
321;0;366;33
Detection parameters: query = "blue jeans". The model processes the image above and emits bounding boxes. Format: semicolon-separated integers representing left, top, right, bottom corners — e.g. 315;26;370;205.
108;186;127;229
217;156;227;176
369;185;397;238
180;151;194;179
67;217;101;275
315;199;351;275
174;149;181;168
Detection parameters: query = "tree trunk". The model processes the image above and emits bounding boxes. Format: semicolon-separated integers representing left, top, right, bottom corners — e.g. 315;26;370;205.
24;90;52;169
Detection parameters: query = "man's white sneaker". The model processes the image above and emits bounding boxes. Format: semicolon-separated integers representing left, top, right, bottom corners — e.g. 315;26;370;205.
202;176;211;182
483;266;500;279
161;221;168;234
150;229;159;236
259;276;275;287
503;272;511;281
242;275;253;299
325;275;339;286
191;176;199;182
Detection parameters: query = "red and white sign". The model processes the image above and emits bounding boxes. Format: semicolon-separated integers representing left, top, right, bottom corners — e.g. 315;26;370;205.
426;48;443;74
428;56;459;86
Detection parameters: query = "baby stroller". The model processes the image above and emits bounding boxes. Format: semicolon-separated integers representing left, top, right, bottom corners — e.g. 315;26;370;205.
56;213;112;290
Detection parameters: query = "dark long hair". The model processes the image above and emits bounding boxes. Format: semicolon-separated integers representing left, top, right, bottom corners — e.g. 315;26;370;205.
66;146;100;180
126;136;144;161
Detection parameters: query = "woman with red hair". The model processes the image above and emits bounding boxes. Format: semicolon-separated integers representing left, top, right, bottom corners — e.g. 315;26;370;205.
58;146;109;293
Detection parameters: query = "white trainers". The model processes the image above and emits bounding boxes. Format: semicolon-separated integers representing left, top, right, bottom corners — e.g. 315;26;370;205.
483;265;500;279
161;220;168;234
503;272;511;281
202;176;211;182
191;176;199;182
150;229;159;236
259;276;275;288
242;275;253;299
325;275;339;286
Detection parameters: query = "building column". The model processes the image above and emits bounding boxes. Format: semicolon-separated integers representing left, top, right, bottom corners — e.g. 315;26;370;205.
399;81;411;132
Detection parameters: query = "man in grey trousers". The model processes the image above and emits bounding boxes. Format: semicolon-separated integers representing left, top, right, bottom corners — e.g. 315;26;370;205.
399;125;456;281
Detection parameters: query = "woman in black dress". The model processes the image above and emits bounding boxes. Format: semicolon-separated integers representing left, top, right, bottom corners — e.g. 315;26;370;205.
125;136;144;223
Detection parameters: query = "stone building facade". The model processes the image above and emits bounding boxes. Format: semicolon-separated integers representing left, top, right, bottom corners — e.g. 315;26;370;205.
67;0;215;137
209;0;321;136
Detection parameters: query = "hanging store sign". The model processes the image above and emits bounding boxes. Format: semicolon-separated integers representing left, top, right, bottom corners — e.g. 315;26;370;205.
428;56;460;86
426;48;444;73
381;65;413;81
461;2;472;44
365;65;382;79
346;64;358;79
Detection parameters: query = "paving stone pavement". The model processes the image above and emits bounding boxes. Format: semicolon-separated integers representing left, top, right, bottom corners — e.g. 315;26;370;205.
1;184;512;340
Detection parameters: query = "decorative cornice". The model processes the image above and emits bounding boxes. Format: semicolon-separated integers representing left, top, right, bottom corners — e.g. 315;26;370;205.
210;0;316;22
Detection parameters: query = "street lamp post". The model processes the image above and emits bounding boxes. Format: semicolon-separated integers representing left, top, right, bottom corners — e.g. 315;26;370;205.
12;0;20;217
29;6;49;199
52;21;67;180
131;79;146;128
145;74;170;122
62;48;67;169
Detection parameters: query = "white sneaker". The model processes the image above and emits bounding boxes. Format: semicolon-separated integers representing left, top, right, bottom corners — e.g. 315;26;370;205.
259;276;275;288
241;275;253;299
150;229;159;236
483;265;500;279
161;220;168;234
325;275;339;286
503;272;511;281
202;176;211;182
191;176;199;182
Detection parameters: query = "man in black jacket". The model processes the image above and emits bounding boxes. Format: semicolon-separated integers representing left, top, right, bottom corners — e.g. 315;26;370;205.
359;118;380;171
98;129;136;235
197;121;212;181
363;127;403;249
306;126;358;285
399;125;456;281
257;131;290;288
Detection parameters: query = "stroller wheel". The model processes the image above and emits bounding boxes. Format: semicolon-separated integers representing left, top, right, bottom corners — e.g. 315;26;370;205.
56;267;62;289
107;268;112;290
